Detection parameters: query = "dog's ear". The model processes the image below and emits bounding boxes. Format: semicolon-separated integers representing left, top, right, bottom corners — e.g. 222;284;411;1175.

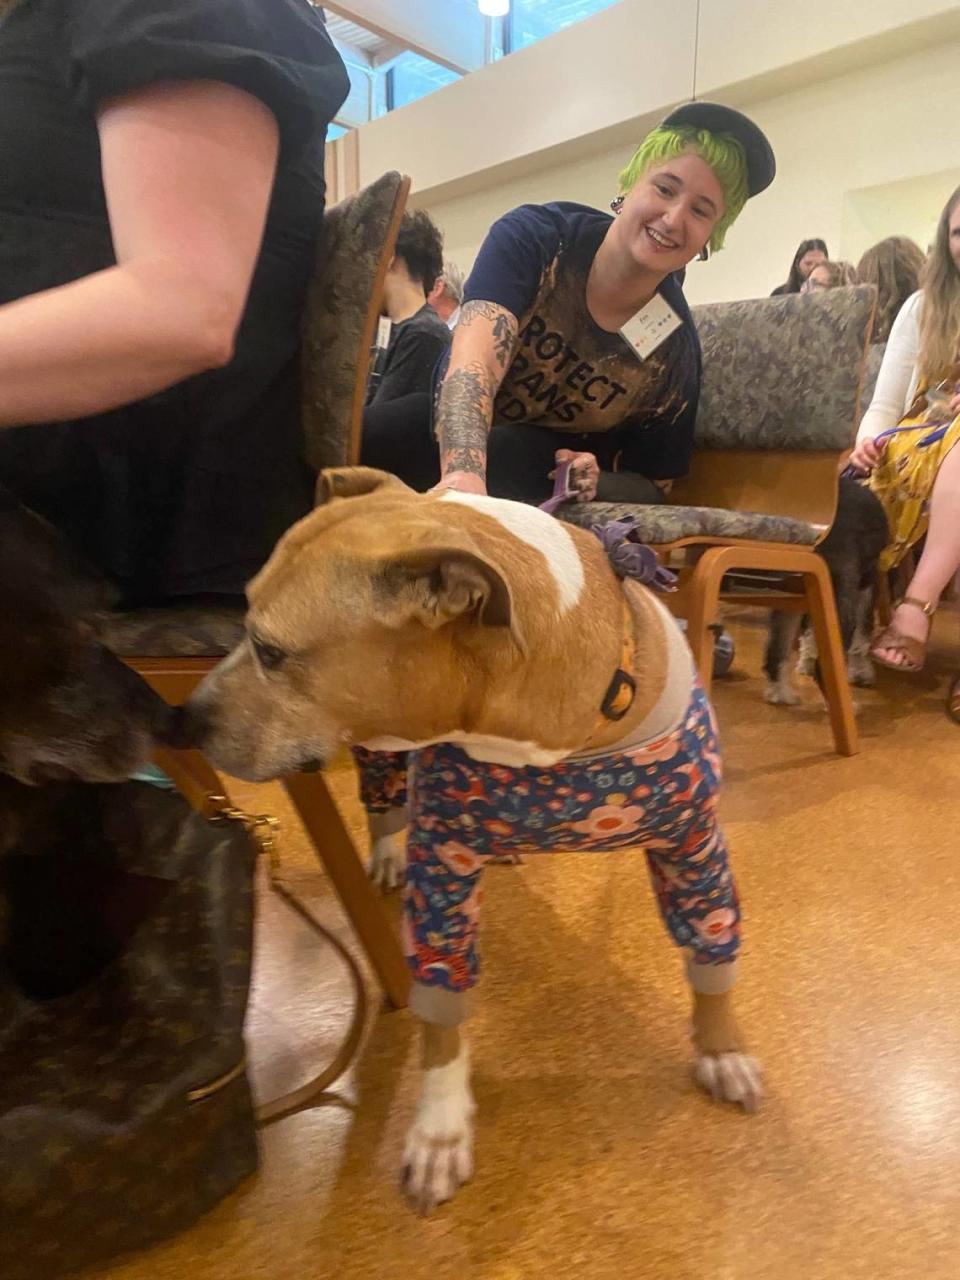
316;467;411;507
377;545;527;655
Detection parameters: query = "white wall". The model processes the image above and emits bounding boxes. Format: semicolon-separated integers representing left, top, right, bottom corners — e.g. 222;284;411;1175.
355;0;960;202
412;40;959;306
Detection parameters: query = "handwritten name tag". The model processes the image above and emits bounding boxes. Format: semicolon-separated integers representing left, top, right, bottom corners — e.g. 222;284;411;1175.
620;293;683;360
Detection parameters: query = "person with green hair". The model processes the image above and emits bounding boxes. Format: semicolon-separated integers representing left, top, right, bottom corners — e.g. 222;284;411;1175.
354;104;775;890
423;101;775;503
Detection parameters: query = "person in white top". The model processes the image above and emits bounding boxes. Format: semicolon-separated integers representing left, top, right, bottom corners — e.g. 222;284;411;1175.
849;185;960;672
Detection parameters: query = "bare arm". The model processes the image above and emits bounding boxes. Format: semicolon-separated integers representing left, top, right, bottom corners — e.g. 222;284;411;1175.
0;79;280;428
434;300;518;493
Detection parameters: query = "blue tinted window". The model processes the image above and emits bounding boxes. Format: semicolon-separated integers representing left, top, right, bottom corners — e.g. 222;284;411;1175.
388;52;461;110
327;123;348;141
509;0;621;51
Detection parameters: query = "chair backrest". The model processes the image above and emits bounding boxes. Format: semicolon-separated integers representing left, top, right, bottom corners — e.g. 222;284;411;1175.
674;285;877;534
300;171;411;472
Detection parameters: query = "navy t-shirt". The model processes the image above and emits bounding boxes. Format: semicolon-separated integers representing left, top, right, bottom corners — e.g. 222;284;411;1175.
462;202;701;479
0;0;348;601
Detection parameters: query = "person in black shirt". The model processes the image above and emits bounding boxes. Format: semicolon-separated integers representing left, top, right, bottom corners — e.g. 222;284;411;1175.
435;103;777;505
0;0;348;602
360;209;452;488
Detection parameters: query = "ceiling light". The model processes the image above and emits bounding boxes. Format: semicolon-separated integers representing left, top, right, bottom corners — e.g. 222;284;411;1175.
478;0;510;16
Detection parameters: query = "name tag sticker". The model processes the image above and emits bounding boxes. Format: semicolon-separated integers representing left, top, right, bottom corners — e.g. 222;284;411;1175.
620;293;683;360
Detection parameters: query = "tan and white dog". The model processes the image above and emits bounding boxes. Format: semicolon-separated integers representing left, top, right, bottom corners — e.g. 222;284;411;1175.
185;467;761;1210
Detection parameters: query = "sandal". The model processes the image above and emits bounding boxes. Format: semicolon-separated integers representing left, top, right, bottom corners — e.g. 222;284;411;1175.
869;596;934;673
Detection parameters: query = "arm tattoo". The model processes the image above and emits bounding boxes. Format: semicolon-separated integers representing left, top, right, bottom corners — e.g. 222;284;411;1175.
491;312;515;370
458;300;506;325
437;362;495;481
459;300;519;370
437;303;519;480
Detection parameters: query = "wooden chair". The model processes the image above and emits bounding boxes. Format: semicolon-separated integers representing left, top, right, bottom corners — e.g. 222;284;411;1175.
563;285;878;757
105;172;413;1011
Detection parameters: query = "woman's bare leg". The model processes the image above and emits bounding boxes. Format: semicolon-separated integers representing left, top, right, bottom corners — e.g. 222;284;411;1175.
874;442;960;665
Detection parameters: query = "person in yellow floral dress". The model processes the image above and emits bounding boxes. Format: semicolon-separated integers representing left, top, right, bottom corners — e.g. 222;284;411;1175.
848;186;960;672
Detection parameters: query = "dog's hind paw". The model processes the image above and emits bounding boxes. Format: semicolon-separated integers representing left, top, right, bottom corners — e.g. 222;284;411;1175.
764;681;800;706
402;1116;474;1214
694;1052;763;1113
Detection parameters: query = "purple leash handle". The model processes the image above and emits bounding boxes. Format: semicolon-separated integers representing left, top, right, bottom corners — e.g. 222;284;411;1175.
590;517;678;593
538;466;675;593
539;458;578;515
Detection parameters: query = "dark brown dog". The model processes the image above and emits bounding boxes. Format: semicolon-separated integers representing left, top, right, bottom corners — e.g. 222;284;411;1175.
0;487;175;787
0;488;180;990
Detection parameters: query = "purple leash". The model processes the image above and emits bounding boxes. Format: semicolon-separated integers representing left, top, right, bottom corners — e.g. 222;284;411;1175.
539;462;677;592
538;458;578;516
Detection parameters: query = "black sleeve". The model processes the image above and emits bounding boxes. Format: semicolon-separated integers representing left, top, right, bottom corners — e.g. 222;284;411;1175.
66;0;349;161
463;204;561;321
368;325;451;407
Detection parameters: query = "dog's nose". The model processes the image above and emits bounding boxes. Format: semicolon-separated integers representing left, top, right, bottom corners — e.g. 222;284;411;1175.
157;702;209;751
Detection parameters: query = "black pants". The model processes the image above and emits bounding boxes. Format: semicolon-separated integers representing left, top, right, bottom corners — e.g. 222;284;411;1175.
360;395;665;506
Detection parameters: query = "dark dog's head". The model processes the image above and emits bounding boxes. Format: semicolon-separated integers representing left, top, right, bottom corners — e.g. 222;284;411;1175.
0;490;177;785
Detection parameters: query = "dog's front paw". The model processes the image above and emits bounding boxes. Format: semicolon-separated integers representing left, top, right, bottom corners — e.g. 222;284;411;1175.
694;1052;763;1113
402;1089;475;1213
764;680;801;706
369;828;406;892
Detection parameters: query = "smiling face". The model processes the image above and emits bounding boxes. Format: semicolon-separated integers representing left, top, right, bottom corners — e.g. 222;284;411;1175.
613;150;725;276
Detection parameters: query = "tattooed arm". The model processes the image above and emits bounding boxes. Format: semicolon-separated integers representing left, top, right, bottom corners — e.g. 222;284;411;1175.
434;300;518;494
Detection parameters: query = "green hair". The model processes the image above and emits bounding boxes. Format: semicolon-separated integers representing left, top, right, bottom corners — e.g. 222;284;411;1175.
617;125;749;253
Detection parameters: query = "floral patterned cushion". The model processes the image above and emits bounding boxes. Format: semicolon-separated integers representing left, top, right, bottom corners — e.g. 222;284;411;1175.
560;501;819;546
301;171;405;472
101;603;245;658
691;284;877;451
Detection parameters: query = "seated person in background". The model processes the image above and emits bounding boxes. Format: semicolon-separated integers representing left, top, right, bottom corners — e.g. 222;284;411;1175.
857;236;926;343
801;259;859;291
0;0;348;604
771;238;828;296
427;260;465;329
360;211;452;489
848;186;960;673
432;102;776;505
364;211;452;407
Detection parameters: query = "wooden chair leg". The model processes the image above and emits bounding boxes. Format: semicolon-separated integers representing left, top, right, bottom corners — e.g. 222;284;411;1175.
282;770;410;1010
684;549;727;695
802;557;860;757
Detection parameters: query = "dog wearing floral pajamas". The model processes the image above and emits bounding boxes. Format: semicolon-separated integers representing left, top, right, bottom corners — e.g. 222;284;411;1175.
188;467;762;1213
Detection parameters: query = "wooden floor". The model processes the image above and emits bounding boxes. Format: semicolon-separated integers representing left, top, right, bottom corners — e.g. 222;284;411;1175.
88;608;960;1280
